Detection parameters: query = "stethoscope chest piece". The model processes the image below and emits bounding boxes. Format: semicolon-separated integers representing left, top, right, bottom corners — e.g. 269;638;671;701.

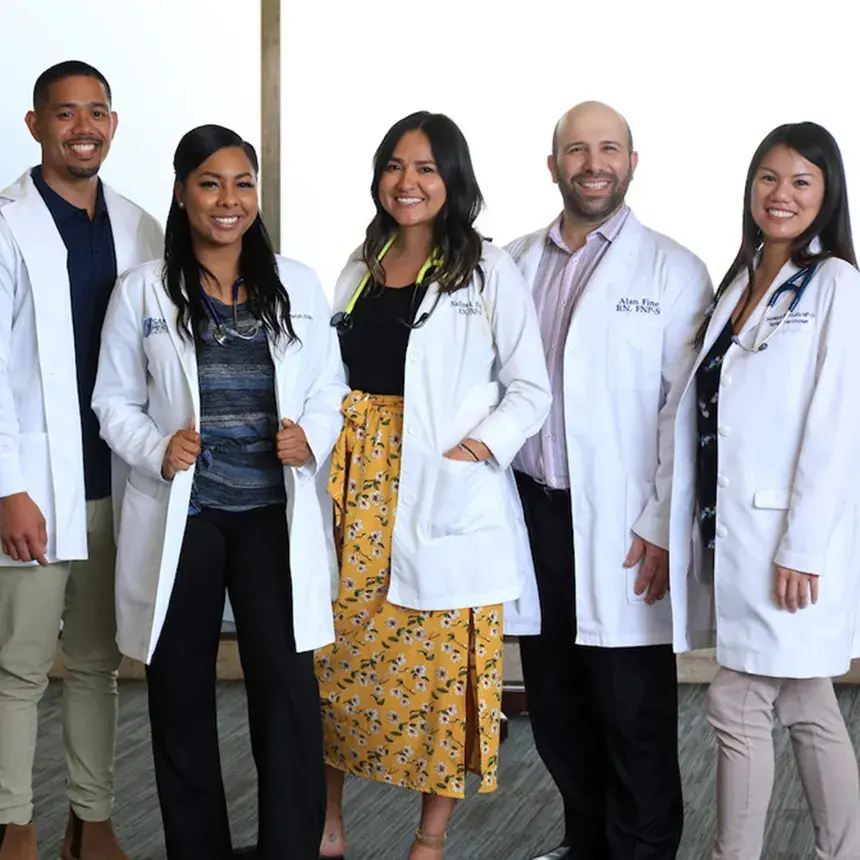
330;310;353;335
201;278;261;345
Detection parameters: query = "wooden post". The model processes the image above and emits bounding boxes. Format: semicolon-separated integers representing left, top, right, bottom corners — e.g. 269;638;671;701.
260;0;281;251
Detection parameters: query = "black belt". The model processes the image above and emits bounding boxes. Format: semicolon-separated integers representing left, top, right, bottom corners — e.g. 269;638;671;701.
514;470;571;499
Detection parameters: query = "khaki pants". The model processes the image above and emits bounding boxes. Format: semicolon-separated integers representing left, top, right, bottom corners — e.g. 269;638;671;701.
708;666;860;860
0;498;121;826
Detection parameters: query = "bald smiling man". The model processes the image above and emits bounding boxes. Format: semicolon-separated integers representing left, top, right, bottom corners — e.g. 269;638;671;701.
503;102;713;860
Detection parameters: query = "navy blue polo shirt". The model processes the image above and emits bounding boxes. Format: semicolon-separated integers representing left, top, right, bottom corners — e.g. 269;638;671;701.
32;166;117;501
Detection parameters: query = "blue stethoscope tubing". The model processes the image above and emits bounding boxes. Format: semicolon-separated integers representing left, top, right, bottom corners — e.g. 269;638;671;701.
731;263;818;353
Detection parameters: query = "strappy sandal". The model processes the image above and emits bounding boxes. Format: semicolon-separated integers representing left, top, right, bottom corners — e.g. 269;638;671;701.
411;829;446;854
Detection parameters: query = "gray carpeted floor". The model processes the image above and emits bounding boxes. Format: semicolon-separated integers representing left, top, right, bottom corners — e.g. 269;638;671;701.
27;681;860;859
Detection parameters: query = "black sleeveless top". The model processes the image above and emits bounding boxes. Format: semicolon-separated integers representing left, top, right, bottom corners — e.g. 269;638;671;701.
338;283;421;395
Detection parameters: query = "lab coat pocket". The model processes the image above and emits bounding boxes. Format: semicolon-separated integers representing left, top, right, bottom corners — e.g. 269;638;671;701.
625;474;656;604
114;478;163;621
429;457;499;538
753;489;792;510
609;321;662;391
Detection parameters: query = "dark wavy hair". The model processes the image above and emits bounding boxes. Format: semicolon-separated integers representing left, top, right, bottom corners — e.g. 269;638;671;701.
695;121;856;348
163;124;296;348
362;111;485;294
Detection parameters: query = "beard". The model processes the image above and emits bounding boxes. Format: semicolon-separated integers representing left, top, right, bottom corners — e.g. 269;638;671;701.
63;138;105;179
67;164;102;179
560;165;633;222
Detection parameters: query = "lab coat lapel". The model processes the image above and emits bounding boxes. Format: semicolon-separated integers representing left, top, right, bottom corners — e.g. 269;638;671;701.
678;259;798;408
694;257;798;374
104;184;146;273
570;212;642;321
1;172;75;373
517;223;553;292
699;278;743;361
671;277;744;409
153;280;200;421
733;258;800;341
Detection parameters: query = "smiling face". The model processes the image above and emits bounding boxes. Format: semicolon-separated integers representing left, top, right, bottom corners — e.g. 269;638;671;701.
750;145;825;244
377;129;447;229
26;75;117;181
175;146;258;249
549;102;637;223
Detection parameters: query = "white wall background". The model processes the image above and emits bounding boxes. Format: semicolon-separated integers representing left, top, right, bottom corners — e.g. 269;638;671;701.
0;0;261;230
282;0;860;297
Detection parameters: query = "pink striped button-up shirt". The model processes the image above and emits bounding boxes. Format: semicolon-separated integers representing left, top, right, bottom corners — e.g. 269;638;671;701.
514;205;630;489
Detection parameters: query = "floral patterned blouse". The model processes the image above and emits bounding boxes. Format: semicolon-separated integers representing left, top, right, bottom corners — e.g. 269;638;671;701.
695;319;734;550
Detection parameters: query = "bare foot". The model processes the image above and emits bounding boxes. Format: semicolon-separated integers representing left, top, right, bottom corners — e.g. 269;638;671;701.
319;825;346;858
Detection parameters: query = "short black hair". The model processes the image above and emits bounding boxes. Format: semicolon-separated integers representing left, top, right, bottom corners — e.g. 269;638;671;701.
33;61;112;110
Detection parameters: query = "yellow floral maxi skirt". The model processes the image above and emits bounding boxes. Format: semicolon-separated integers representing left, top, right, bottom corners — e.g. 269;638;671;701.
315;391;504;798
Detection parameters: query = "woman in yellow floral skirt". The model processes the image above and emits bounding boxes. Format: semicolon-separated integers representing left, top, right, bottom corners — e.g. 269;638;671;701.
316;111;551;860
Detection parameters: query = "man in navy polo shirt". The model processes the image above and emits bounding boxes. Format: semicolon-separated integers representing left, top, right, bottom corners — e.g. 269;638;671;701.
0;61;162;860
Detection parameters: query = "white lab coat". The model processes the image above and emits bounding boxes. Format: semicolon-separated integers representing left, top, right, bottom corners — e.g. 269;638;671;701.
503;211;713;645
0;170;163;564
667;256;860;679
331;241;551;616
91;257;348;663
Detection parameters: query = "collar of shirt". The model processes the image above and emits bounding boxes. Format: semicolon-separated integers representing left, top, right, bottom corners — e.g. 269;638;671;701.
547;203;630;255
30;164;108;223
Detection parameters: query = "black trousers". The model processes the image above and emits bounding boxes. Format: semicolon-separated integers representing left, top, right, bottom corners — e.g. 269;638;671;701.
145;505;325;860
515;472;683;860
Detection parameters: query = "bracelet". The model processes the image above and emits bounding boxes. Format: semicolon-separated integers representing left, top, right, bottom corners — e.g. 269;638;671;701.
458;441;480;461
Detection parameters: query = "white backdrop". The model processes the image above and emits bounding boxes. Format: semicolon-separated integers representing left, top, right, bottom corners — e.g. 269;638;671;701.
0;0;261;229
281;0;860;297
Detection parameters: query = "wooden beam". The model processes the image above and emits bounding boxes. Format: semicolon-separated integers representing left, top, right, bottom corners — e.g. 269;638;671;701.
260;0;281;251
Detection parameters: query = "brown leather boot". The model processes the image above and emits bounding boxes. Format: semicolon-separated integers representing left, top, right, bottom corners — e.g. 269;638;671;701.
59;810;129;860
0;823;38;860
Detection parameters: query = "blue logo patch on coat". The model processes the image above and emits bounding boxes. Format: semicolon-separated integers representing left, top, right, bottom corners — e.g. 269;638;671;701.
143;317;169;337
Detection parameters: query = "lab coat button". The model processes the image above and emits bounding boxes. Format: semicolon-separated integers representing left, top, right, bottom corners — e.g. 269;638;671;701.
717;476;729;488
716;525;728;539
402;492;416;506
406;425;418;437
718;425;731;437
409;349;422;363
721;375;732;387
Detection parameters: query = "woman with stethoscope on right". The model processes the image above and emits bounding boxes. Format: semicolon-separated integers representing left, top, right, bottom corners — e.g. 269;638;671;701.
666;121;860;859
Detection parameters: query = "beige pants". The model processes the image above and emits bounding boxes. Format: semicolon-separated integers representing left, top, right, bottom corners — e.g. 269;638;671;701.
708;667;860;860
0;498;121;826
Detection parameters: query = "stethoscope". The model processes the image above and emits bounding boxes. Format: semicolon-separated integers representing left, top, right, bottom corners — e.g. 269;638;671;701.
330;235;444;335
730;263;817;353
200;278;260;345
